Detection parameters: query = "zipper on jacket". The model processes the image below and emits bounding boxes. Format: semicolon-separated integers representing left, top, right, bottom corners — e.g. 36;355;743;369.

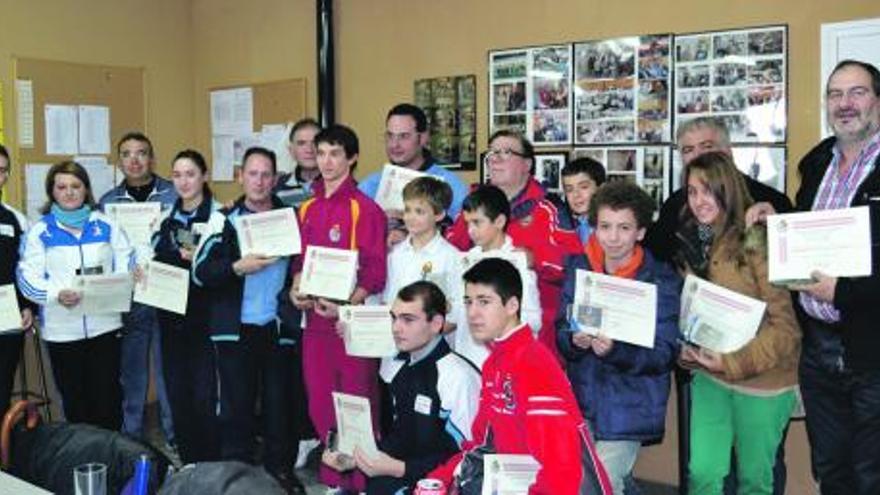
78;241;89;339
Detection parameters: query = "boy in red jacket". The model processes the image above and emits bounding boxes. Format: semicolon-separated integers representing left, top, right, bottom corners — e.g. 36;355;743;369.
430;257;611;495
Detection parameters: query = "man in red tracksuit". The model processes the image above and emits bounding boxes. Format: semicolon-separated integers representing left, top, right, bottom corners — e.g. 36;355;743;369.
446;130;581;360
429;257;611;495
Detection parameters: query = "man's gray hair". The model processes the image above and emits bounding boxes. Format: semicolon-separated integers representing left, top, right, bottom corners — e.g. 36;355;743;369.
675;117;731;148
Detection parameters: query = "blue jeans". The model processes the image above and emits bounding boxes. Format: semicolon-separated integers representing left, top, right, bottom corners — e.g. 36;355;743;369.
120;303;174;442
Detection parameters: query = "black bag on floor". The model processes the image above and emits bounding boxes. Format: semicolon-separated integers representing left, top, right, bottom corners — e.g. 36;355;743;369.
158;461;286;495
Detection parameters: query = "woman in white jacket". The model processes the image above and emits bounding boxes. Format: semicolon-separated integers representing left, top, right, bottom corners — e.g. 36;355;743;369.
18;160;133;430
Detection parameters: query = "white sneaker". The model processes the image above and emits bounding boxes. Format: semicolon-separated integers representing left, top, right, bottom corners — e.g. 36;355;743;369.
296;438;321;468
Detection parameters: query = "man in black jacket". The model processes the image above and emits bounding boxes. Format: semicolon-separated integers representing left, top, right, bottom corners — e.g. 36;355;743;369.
0;144;34;417
752;59;880;494
643;116;793;495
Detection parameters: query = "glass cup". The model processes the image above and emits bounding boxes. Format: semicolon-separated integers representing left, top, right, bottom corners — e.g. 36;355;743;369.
74;462;107;495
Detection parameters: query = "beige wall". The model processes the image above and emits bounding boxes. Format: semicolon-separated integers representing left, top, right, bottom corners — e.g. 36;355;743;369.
0;0;194;206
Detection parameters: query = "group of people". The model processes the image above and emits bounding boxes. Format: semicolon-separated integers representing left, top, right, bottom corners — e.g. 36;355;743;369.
1;60;878;495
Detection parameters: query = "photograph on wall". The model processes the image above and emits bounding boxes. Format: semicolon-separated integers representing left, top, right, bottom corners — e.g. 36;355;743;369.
534;153;567;193
573;34;672;145
671;145;786;193
489;45;573;146
674;25;787;144
571;146;672;212
414;74;477;170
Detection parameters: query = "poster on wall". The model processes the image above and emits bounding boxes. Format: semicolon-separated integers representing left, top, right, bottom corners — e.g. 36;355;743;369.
671;146;787;193
489;44;573;146
573;34;672;145
414;75;477;170
674;25;787;144
572;146;671;212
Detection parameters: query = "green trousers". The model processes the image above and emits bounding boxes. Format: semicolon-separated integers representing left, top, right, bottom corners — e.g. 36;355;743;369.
688;372;795;495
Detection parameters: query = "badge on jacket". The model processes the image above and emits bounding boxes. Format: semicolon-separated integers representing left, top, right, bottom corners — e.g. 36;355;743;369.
329;224;341;243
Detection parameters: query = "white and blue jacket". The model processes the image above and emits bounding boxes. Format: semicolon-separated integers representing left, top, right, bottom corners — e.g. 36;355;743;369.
17;211;134;342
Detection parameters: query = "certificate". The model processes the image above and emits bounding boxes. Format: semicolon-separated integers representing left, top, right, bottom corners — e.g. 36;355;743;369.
374;164;429;212
299;246;358;301
571;269;657;348
0;284;22;333
767;206;872;284
340;305;397;357
105;202;161;246
482;454;540;495
76;273;134;315
679;274;766;353
332;392;379;458
234;207;302;257
133;261;190;315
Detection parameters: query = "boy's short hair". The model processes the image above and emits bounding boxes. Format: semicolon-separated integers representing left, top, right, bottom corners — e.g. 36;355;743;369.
315;125;360;167
402;176;453;215
587;181;656;229
397;280;448;321
387;103;428;133
463;258;522;316
461;185;510;229
242;146;277;174
289;118;321;141
562;157;606;185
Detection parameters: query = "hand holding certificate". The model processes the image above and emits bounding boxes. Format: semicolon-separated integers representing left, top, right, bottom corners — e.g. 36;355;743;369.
299;246;358;301
105;202;161;246
235;207;302;257
482;454;540;495
767;206;872;285
340;305;397;357
332;392;379;458
76;273;134;315
133;261;190;314
0;284;22;333
679;274;766;353
570;269;657;348
375;164;430;212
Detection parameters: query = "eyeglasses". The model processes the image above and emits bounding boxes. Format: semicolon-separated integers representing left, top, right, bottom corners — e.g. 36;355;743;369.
120;150;150;161
826;86;873;103
384;131;419;143
484;148;527;163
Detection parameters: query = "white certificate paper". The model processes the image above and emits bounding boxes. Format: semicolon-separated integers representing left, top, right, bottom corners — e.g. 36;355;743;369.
572;269;657;348
375;164;429;212
76;273;133;315
235;208;302;257
340;305;396;357
0;284;22;333
133;261;190;315
767;206;872;284
679;275;766;354
299;246;358;301
332;392;379;458
482;454;540;495
105;202;162;247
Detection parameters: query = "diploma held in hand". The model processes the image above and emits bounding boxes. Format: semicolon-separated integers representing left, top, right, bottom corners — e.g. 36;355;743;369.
0;284;22;333
299;246;358;301
571;269;657;348
134;261;190;314
106;202;161;246
481;454;540;495
767;206;872;285
76;273;134;315
235;207;302;257
679;274;766;353
332;392;379;458
340;305;397;357
375;164;429;212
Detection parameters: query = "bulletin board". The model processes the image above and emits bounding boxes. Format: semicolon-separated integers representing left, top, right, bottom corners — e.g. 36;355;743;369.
207;78;307;201
11;57;146;206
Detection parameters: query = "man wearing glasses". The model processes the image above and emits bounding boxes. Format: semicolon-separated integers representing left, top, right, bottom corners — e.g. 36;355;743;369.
358;104;469;225
446;130;582;361
99;132;177;449
749;60;880;494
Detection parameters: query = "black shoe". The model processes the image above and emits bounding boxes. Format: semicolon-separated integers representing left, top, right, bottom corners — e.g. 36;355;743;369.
274;471;307;495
